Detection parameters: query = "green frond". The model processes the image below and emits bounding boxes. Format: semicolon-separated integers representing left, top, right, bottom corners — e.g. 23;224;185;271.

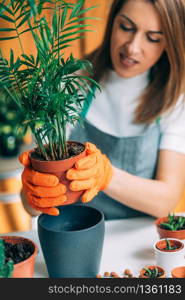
0;0;100;160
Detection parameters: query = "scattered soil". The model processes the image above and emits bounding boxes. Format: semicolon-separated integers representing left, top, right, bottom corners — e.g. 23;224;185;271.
31;141;85;161
4;241;34;264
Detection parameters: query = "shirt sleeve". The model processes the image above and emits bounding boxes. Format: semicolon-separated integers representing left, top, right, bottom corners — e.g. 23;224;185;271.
159;94;185;154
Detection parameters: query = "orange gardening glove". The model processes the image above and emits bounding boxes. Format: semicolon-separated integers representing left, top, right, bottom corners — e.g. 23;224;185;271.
19;151;67;216
66;142;113;203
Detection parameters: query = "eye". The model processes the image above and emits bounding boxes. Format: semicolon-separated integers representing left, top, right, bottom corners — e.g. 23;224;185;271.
120;23;135;32
147;34;161;43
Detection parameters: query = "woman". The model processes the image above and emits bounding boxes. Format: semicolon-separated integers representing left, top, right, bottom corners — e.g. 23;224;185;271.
20;0;185;219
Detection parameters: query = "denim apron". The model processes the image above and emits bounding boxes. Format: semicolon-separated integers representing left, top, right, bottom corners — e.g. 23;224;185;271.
69;91;161;220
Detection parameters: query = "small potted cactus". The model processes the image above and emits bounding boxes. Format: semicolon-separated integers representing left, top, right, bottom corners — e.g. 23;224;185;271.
153;238;185;278
155;213;185;240
139;266;165;278
0;239;14;278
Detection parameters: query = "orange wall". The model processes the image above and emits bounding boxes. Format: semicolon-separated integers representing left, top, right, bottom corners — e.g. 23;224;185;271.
0;0;113;60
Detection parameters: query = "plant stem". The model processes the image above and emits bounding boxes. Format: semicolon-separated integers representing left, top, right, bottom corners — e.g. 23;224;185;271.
56;115;64;159
48;132;55;160
35;131;49;160
62;116;68;158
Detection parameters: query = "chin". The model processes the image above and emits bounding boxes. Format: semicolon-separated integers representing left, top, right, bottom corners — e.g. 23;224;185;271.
115;67;139;78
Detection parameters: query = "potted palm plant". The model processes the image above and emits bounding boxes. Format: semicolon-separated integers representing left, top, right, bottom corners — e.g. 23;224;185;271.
0;0;100;206
155;213;185;240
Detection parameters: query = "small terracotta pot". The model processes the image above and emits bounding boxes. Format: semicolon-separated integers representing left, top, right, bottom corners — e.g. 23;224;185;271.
1;236;38;278
171;266;185;278
155;217;185;240
30;141;86;205
139;265;166;278
155;239;184;252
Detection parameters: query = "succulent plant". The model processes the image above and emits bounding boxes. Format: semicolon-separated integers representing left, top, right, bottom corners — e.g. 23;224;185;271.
160;214;185;231
143;267;163;278
163;239;179;250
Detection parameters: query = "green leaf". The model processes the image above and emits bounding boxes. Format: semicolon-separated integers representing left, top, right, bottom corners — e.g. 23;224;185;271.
54;35;84;48
28;0;38;17
0;239;5;267
19;25;38;36
0;0;8;14
52;44;70;55
59;29;93;40
61;5;68;29
17;13;30;28
52;9;57;38
75;5;99;18
66;16;100;26
0;14;14;23
61;23;92;33
0;3;13;16
10;49;14;68
16;9;30;22
154;268;158;278
70;0;84;19
21;54;35;64
0;36;17;41
0;28;16;32
160;222;175;230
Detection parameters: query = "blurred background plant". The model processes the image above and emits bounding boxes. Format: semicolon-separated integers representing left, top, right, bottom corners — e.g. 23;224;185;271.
0;88;31;157
0;239;14;278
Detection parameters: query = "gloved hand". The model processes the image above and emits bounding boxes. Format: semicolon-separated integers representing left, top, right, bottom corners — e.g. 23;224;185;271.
66;142;113;203
19;151;67;216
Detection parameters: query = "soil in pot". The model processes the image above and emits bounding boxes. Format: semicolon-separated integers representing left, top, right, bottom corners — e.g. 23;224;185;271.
31;141;85;161
1;236;38;278
4;241;34;264
30;141;86;206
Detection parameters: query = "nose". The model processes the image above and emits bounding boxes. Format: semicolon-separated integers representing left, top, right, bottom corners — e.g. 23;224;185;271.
124;33;142;56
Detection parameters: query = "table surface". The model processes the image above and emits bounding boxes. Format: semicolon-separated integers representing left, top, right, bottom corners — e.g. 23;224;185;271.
2;216;162;278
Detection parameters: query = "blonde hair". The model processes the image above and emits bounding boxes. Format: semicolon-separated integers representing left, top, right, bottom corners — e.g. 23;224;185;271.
86;0;185;123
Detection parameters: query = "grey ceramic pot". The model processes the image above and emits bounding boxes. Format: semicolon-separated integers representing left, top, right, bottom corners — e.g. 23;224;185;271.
38;204;105;278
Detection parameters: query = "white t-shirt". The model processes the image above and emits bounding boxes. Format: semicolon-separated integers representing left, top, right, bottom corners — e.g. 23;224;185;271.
85;70;185;155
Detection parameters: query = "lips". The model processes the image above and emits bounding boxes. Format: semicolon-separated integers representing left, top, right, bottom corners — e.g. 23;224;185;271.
119;52;139;67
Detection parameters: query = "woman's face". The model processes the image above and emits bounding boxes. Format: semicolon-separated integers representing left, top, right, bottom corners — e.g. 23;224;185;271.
110;0;166;78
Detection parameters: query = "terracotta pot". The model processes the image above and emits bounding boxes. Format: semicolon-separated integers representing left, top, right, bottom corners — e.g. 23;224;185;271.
1;236;38;278
139;265;166;278
30;141;86;205
155;216;185;240
154;238;185;277
171;266;185;278
155;239;184;252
